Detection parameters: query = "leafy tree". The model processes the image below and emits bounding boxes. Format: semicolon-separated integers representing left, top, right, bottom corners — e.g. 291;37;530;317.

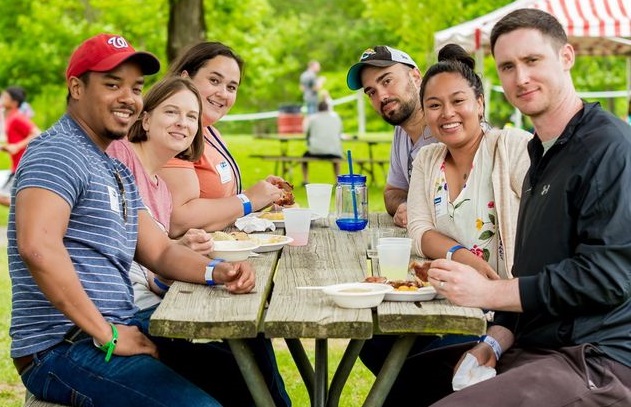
0;0;627;132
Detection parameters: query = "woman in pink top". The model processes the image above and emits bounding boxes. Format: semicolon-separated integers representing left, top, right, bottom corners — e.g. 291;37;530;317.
108;76;291;407
107;76;211;305
160;42;285;237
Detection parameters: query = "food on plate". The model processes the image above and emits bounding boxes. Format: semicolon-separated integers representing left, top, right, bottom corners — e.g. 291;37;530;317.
409;260;431;286
388;280;421;291
211;231;234;241
364;276;387;284
249;234;286;245
270;179;295;207
259;211;285;221
363;275;430;290
211;231;250;241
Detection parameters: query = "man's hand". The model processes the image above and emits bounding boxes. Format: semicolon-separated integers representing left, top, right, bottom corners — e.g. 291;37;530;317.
428;259;522;312
428;259;495;308
112;324;159;359
393;202;407;227
452;342;497;376
213;261;256;294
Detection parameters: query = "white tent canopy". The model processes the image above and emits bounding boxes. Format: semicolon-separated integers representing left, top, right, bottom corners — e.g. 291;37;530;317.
434;0;631;56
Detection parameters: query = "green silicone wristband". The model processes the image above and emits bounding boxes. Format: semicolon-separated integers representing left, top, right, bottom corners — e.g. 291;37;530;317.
98;323;118;362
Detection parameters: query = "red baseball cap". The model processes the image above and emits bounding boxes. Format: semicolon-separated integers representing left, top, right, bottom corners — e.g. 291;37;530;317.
66;33;161;81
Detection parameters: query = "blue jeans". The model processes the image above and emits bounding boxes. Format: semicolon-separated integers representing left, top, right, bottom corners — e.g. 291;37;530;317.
135;306;292;407
20;335;221;407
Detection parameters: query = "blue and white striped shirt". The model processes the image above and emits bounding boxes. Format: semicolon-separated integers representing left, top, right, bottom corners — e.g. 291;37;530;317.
9;114;144;358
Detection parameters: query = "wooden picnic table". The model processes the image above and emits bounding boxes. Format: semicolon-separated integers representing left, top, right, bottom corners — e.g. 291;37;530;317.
150;213;486;407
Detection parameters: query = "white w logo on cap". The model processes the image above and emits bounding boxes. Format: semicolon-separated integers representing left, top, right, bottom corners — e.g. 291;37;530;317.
107;36;129;49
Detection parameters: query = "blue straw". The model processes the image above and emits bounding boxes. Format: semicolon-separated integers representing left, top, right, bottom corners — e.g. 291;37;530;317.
347;150;359;220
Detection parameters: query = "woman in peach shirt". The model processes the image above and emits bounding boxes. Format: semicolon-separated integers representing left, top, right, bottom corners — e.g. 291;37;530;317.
160;42;285;237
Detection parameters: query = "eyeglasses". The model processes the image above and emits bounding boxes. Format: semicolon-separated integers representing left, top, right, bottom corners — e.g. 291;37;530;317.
113;170;128;223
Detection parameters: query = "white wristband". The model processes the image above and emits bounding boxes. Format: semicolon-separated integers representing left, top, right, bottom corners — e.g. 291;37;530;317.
479;334;502;360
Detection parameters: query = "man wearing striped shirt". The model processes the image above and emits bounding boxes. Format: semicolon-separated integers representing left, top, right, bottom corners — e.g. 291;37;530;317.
8;34;255;406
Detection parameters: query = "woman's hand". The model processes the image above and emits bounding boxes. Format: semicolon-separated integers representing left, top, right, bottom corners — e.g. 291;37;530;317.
177;228;214;256
244;181;283;211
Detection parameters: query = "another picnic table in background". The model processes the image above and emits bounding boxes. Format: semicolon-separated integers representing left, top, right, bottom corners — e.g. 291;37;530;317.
251;134;391;185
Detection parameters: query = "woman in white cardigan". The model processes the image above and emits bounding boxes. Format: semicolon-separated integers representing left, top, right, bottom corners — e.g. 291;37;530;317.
407;44;532;280
360;45;533;406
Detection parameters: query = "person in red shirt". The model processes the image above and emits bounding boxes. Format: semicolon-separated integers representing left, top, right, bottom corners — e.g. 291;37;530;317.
0;86;40;206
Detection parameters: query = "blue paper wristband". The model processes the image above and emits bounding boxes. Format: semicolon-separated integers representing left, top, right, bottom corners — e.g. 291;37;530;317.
205;258;225;286
237;194;252;216
153;277;171;292
446;244;467;261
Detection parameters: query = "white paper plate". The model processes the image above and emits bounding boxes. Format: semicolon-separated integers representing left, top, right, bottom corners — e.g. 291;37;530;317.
384;286;437;302
248;234;294;252
255;211;321;227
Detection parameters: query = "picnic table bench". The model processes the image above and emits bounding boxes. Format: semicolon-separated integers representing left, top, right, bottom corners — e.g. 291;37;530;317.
250;154;389;185
252;134;391;185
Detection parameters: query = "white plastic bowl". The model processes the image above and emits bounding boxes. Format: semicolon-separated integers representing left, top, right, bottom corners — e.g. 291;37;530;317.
322;282;393;309
210;240;259;262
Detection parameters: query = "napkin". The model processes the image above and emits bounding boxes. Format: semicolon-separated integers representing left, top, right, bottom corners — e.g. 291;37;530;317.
235;215;276;233
452;353;497;391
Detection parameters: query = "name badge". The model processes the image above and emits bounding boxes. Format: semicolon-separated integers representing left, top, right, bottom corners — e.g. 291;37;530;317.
107;185;120;214
434;196;448;218
216;161;232;184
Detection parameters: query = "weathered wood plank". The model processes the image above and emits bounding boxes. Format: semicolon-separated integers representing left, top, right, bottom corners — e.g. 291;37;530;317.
376;300;486;336
24;392;66;407
150;248;278;339
265;217;374;339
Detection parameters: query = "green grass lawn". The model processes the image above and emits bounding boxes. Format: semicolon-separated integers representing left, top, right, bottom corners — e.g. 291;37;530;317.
0;133;391;405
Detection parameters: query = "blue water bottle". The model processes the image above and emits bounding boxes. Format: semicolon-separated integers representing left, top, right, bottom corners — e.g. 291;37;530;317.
335;174;368;231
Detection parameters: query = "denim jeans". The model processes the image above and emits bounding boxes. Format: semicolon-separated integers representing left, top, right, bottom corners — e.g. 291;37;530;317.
20;335;221;407
135;306;292;407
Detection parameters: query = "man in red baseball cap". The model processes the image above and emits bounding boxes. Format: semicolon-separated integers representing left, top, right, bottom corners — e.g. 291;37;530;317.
65;33;160;81
8;33;253;406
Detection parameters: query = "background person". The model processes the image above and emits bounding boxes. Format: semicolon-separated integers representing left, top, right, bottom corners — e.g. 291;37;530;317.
160;41;286;237
9;32;255;406
346;45;436;227
299;59;323;115
107;75;291;407
301;99;343;184
0;85;41;206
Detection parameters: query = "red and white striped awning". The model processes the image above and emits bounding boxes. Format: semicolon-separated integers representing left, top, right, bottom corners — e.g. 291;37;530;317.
434;0;631;56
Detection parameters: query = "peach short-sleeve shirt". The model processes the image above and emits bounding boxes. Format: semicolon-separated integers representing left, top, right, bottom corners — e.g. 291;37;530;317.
164;126;240;199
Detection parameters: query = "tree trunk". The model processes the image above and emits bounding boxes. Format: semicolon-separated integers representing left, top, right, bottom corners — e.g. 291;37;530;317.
167;0;206;63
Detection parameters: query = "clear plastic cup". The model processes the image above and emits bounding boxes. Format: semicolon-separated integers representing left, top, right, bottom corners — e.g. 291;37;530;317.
283;208;313;246
378;237;412;247
377;243;412;281
366;228;395;257
305;183;333;218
